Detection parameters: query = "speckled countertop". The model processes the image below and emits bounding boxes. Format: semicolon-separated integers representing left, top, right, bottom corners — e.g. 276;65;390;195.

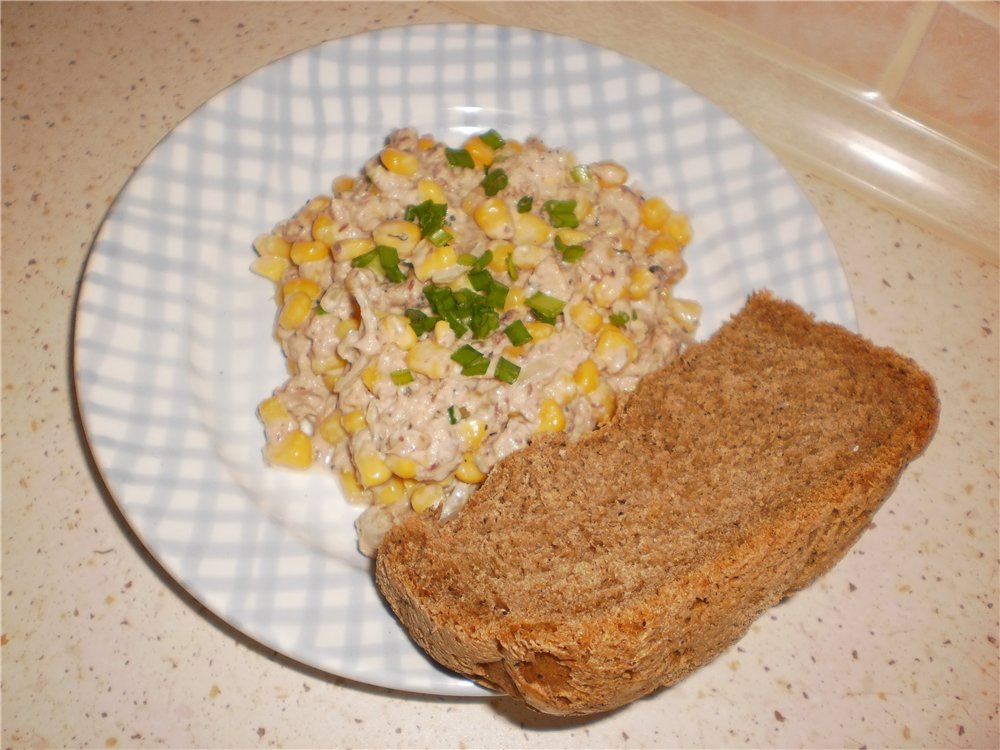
2;3;997;748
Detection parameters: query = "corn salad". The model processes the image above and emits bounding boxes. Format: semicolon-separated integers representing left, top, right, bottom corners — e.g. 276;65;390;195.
252;127;700;555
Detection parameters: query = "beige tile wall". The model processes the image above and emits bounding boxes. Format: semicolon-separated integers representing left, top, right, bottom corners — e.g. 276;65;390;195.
696;1;998;156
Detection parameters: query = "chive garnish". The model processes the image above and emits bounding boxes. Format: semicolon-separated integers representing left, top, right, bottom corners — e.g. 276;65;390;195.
376;245;406;282
451;344;490;376
405;200;452;246
503;320;532;346
447;405;458;425
390;368;414;386
542;199;579;228
479;129;505;150
482;167;508;197
554;234;586;262
445;147;475;169
569;164;592;183
351;248;378;267
495;357;521;384
609;311;630;327
405;308;439;336
526;291;566;324
516;195;533;213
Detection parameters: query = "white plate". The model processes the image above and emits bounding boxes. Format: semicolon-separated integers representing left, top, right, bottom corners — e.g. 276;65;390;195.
73;24;856;697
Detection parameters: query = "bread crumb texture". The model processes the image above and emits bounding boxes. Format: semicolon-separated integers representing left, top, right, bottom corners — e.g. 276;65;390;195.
375;291;939;715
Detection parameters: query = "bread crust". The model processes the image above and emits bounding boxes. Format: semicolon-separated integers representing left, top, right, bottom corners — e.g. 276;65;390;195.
375;292;939;715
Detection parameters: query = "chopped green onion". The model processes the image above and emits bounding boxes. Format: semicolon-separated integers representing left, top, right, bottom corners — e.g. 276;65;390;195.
472;249;494;271
484;279;509;310
427;226;453;247
569;164;592;183
457;252;477;266
542;199;579;228
405;200;451;245
505;252;519;281
445;147;475;169
376;245;406;282
450;344;484;367
479;129;505;150
468;268;492;292
526;291;566;324
469;308;499;339
390;368;414;386
314;303;327;316
482;167;508;197
351;248;378;267
447;405;458;425
516;195;533;213
503;320;533;346
495;357;521;384
554;234;586;263
405;308;439;336
609;311;630;327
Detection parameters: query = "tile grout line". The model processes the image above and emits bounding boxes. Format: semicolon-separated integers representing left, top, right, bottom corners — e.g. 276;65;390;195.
875;1;941;101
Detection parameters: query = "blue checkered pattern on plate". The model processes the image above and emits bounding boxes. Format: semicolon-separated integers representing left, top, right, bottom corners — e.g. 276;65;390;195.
74;24;856;697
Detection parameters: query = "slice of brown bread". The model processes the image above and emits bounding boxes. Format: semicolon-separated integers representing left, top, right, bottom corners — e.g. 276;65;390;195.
375;291;939;716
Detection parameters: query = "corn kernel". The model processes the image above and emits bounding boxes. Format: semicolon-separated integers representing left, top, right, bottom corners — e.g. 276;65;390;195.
258;396;289;425
373;219;421;258
640;197;671;230
463;135;495;168
591;160;629;188
357;451;391;487
504;286;527;311
591;277;624;308
487;241;514;273
458;419;488;450
380;146;419;176
361;363;380;392
290;239;330;265
546;372;578;406
554;227;589;246
455;452;486;483
461;191;482;217
266;430;312;469
593;326;638;373
381;313;419;351
511;243;546;269
341;409;367;434
372;477;406;505
628;267;657;300
311;213;338;247
574;197;593;223
332;175;356;193
306;196;331;215
386;455;418;480
473;197;514;240
417;135;436;150
669;297;702;333
505;139;524;153
525;320;555;342
281;277;322;301
250;254;290;282
406;339;452;379
569;300;603;334
335;237;376;262
417;179;447;205
664;211;693;246
339;469;365;501
334;317;360;338
414;245;458;281
645;231;680;256
322;372;339;392
278;292;313;329
317;411;347;445
590;382;617;425
513;212;551;245
313;354;347;374
254;233;291;258
536;398;566;434
410;483;444;513
573;359;600;394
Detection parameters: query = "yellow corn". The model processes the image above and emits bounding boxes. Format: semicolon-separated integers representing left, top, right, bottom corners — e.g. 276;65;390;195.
536;398;566;434
341;409;367;435
627;266;657;300
669;297;701;333
569;300;603;334
335;237;375;262
338;469;365;501
278;292;313;329
473;196;514;240
322;372;340;393
590;382;617;425
373;219;421;257
664;212;693;247
574;197;593;223
432;319;456;347
386;455;418;480
546;373;578;406
417;135;436;150
290;239;330;265
334;317;360;339
504;286;527;311
525;320;555;342
417;179;447;205
361;363;380;392
258;396;289;425
463;135;495;168
487;241;514;274
455;452;486;483
593;326;638;373
381;313;419;351
640;197;670;230
573;359;600;394
254;234;291;258
406;339;452;379
380;146;419;176
591;160;629;188
266;430;312;469
505;139;524;153
313;354;347;374
591;277;624;308
311;213;338;247
281;277;322;301
317;411;347;445
332;175;356;193
357;451;391;487
372;477;406;505
511;243;546;269
554;227;589;246
250;255;289;282
458;419;488;450
513;211;551;245
306;196;331;215
461;191;482;217
414;245;458;281
645;231;680;257
410;483;444;513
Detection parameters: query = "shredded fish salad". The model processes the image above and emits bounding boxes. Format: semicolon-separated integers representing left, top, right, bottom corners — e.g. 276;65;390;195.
251;127;700;555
